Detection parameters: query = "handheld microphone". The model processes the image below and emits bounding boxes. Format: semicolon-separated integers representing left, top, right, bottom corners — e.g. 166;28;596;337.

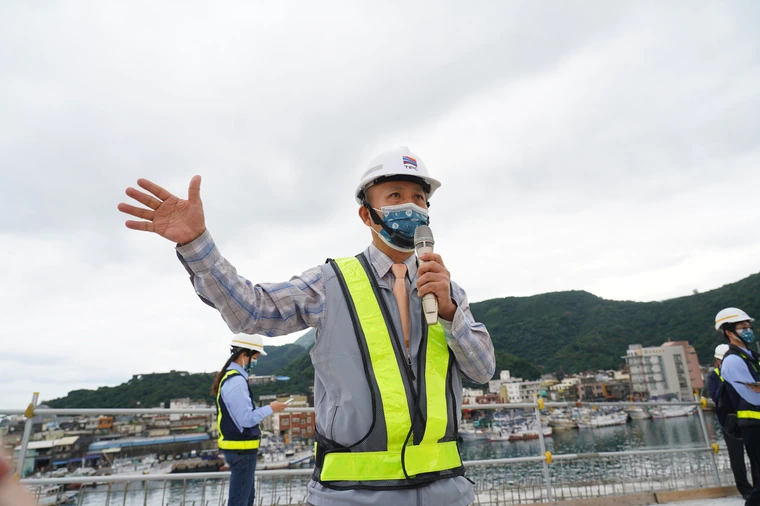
414;225;438;325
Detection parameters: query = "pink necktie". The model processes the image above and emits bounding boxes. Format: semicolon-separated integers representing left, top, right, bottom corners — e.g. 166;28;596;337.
390;263;411;351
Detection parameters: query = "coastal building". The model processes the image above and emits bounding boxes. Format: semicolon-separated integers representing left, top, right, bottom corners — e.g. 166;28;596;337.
576;377;605;401
602;380;632;401
488;370;546;403
625;343;693;400
248;374;277;385
271;411;315;442
12;436;94;476
475;393;501;404
87;433;212;462
168;398;211;421
463;388;484;405
548;377;581;402
488;370;520;395
504;379;542;403
662;341;704;390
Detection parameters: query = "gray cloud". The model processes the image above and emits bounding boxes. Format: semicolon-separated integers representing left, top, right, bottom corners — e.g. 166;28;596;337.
1;2;760;407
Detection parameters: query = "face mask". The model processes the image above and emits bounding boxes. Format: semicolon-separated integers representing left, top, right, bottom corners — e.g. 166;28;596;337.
244;357;257;374
371;203;429;252
739;328;755;345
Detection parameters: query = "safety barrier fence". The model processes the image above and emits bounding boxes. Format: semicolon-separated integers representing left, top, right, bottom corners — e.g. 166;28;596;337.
2;395;729;505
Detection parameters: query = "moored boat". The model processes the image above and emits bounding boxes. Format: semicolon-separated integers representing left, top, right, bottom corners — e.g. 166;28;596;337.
626;407;652;420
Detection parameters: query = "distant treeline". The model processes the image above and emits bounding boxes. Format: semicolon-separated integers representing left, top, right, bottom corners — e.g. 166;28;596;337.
46;271;760;407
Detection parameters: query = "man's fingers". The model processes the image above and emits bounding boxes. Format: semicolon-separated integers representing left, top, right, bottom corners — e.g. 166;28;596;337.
125;187;162;210
124;220;155;232
137;178;174;201
187;175;202;204
118;203;155;221
419;252;445;266
418;281;448;297
419;262;446;275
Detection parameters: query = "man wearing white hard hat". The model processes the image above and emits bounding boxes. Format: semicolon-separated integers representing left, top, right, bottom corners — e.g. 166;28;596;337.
707;343;755;498
119;147;495;506
211;334;288;506
716;307;760;504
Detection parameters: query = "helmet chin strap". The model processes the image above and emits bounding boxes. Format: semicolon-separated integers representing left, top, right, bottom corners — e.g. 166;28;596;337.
371;228;415;252
365;202;415;250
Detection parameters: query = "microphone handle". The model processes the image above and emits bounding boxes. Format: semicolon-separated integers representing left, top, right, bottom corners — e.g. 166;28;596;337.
416;244;439;325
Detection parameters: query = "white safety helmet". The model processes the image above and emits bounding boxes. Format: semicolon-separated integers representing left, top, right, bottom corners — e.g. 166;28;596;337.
355;146;442;204
714;307;755;331
230;334;267;356
714;344;729;360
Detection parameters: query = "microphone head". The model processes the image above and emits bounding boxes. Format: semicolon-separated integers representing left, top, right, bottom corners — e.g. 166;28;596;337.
414;225;435;248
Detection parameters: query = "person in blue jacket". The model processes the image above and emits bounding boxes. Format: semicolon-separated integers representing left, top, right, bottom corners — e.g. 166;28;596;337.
716;307;760;505
210;334;288;506
707;343;755;499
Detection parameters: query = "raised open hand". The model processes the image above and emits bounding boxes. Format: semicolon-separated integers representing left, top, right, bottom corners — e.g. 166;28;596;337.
118;176;206;245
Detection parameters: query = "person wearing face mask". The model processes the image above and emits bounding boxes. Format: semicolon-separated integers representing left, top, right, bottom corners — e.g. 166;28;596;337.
118;146;495;506
210;334;288;506
707;343;756;499
716;307;760;505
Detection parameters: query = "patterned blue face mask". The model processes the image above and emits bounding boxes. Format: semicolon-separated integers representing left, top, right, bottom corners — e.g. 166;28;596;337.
244;356;257;373
739;328;755;345
372;203;429;252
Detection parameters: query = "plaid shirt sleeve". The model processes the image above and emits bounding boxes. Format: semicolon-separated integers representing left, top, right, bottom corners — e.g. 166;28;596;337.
439;281;495;384
175;230;325;336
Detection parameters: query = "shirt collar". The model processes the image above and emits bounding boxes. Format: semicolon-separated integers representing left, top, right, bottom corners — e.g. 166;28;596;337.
228;361;248;380
366;243;418;281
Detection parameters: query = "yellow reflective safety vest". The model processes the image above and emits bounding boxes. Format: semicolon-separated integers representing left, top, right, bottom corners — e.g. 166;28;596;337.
723;346;760;427
216;369;261;451
312;254;464;488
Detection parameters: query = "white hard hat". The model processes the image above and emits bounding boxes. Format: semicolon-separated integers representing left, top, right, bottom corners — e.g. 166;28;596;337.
230;334;267;356
714;344;729;360
715;307;755;331
355;146;442;204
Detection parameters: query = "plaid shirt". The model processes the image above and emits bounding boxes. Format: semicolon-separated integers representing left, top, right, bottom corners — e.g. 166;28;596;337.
177;230;494;383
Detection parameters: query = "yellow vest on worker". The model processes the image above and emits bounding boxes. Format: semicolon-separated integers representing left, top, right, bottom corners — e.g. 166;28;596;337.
313;255;463;485
216;369;261;451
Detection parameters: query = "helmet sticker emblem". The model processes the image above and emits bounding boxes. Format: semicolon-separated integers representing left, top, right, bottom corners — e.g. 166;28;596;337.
402;156;418;171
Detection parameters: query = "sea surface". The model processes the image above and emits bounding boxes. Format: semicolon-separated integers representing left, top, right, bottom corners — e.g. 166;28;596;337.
41;412;725;506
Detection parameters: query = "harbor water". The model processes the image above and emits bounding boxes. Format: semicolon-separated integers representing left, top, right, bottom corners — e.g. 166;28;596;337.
460;412;722;461
37;412;727;506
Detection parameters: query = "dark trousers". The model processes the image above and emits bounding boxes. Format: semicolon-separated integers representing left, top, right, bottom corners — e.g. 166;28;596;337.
741;426;760;506
223;450;258;506
725;430;755;497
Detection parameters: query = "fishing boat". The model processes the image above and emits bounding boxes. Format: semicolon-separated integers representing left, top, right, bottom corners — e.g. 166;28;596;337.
27;485;78;505
111;455;173;476
287;449;314;468
459;422;489;441
259;450;290;470
488;420;551;442
548;417;578;430
577;412;628;429
486;428;512;442
649;405;696;419
625;407;652;420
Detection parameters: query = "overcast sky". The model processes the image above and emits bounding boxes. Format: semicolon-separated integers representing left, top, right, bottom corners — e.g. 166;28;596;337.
2;2;759;409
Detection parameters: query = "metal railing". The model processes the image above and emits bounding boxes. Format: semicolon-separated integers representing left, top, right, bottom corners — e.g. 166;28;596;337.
3;393;727;505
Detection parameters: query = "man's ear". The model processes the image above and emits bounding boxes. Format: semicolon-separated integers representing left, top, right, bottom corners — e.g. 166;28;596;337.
358;205;372;227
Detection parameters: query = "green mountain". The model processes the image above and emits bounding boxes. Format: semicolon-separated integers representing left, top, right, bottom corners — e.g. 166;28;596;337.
293;329;315;349
45;272;760;407
45;371;218;408
471;272;760;373
44;334;320;408
253;342;308;376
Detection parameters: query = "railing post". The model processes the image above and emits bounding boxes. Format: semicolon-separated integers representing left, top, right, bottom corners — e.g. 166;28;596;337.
694;392;720;486
15;392;39;478
532;394;553;502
